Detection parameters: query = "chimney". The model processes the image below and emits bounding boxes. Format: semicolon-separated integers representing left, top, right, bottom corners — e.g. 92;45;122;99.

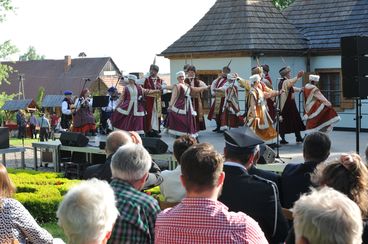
64;55;71;72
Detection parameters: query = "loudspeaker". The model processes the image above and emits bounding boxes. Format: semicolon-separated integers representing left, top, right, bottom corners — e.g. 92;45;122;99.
92;96;109;108
341;36;368;98
0;127;9;149
60;132;89;147
142;137;168;154
258;144;276;164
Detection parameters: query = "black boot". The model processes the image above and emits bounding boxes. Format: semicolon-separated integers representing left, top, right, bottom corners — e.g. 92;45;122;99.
280;134;288;144
296;132;303;143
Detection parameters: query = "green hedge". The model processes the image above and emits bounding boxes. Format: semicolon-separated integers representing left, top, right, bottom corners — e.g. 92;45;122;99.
8;169;80;223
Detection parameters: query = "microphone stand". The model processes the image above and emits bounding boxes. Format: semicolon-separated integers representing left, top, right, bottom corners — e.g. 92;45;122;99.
275;78;292;163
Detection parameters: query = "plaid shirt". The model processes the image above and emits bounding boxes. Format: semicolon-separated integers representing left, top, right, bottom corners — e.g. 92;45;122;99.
155;198;268;244
109;179;160;244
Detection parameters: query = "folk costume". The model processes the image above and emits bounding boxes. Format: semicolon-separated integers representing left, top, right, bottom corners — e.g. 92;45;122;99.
303;75;340;132
111;74;159;134
100;86;119;134
185;65;207;131
262;64;276;120
167;71;208;138
61;90;74;130
215;74;243;129
143;64;167;137
278;66;305;144
247;75;278;141
208;66;231;132
72;89;96;134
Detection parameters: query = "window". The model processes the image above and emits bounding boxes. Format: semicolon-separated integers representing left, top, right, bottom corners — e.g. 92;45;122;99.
315;69;354;110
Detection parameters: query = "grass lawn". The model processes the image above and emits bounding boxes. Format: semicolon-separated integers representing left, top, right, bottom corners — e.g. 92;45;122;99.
10;138;39;147
41;221;66;241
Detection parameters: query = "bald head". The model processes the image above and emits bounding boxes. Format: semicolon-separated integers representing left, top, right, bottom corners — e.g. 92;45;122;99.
105;131;132;155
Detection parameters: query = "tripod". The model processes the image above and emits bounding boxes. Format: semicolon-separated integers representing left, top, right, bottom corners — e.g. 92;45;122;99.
274;78;292;163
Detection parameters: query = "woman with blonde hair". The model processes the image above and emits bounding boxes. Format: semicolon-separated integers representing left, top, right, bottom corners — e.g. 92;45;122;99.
0;163;53;244
312;153;368;242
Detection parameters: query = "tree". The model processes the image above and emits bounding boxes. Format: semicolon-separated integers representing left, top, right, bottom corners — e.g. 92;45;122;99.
0;0;18;85
36;86;45;108
272;0;295;10
19;46;45;61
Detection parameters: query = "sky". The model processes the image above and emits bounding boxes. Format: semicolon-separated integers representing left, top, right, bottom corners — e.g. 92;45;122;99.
0;0;217;74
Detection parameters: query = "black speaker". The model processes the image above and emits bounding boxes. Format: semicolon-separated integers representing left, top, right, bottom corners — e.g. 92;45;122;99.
0;127;9;149
60;132;89;147
341;36;368;98
142;138;168;154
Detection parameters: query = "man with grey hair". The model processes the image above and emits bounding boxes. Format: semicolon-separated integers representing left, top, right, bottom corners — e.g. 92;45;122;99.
293;187;362;244
57;179;119;244
109;143;161;244
83;130;162;190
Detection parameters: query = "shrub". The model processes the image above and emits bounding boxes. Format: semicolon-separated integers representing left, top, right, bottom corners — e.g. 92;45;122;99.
8;169;80;223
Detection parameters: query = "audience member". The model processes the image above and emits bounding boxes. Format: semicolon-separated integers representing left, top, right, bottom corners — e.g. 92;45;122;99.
83;130;163;190
0;163;53;243
293;187;362;244
365;144;368;163
218;127;288;243
109;143;160;243
312;153;368;243
281;131;331;208
155;143;268;243
57;179;119;244
160;135;197;202
29;111;38;139
16;110;26;139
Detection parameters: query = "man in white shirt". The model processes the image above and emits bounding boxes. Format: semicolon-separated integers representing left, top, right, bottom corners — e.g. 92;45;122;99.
160;135;197;202
61;90;74;130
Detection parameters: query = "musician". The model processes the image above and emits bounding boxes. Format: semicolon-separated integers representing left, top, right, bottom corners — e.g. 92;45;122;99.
61;90;74;130
185;65;207;131
72;88;96;135
214;73;243;129
278;66;305;144
111;74;160;135
143;64;167;138
100;87;119;134
208;66;231;133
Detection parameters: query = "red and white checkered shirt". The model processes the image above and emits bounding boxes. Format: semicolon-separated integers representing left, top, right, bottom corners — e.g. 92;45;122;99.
155;197;268;244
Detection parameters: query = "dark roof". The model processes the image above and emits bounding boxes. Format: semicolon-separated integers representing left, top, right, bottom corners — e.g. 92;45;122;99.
283;0;368;50
41;95;67;108
161;0;307;56
1;99;36;111
0;57;122;100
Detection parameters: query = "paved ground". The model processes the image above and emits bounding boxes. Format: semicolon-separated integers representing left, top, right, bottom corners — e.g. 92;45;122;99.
3;122;368;171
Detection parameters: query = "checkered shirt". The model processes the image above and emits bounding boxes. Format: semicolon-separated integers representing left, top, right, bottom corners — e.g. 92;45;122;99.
155;197;268;244
109;178;160;244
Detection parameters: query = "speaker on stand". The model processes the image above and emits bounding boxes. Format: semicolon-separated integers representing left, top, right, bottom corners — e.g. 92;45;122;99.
341;36;368;153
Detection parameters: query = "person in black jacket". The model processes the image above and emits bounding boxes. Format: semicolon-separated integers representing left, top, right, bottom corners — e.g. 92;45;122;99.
218;127;288;244
280;131;331;209
83;130;163;190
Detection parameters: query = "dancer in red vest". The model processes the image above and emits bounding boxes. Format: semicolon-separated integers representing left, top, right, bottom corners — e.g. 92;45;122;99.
303;74;340;132
208;66;231;132
143;64;167;138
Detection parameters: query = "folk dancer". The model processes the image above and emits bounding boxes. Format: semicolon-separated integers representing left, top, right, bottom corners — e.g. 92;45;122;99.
61;90;74;131
143;64;167;138
185;65;207;131
278;66;305;144
167;71;209;138
303;74;340;132
214;73;243;130
111;74;160;135
246;74;282;141
100;87;119;134
208;66;231;133
72;88;96;135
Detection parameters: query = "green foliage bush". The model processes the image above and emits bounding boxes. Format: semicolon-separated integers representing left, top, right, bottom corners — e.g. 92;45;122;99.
8;168;80;223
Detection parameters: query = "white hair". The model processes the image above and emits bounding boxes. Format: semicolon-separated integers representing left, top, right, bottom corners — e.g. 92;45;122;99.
111;143;151;181
57;179;119;244
293;187;362;244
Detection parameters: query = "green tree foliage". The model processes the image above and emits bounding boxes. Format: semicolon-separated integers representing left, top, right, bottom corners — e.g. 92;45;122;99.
36;86;45;107
0;91;16;124
19;46;45;61
272;0;295;10
0;0;17;85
